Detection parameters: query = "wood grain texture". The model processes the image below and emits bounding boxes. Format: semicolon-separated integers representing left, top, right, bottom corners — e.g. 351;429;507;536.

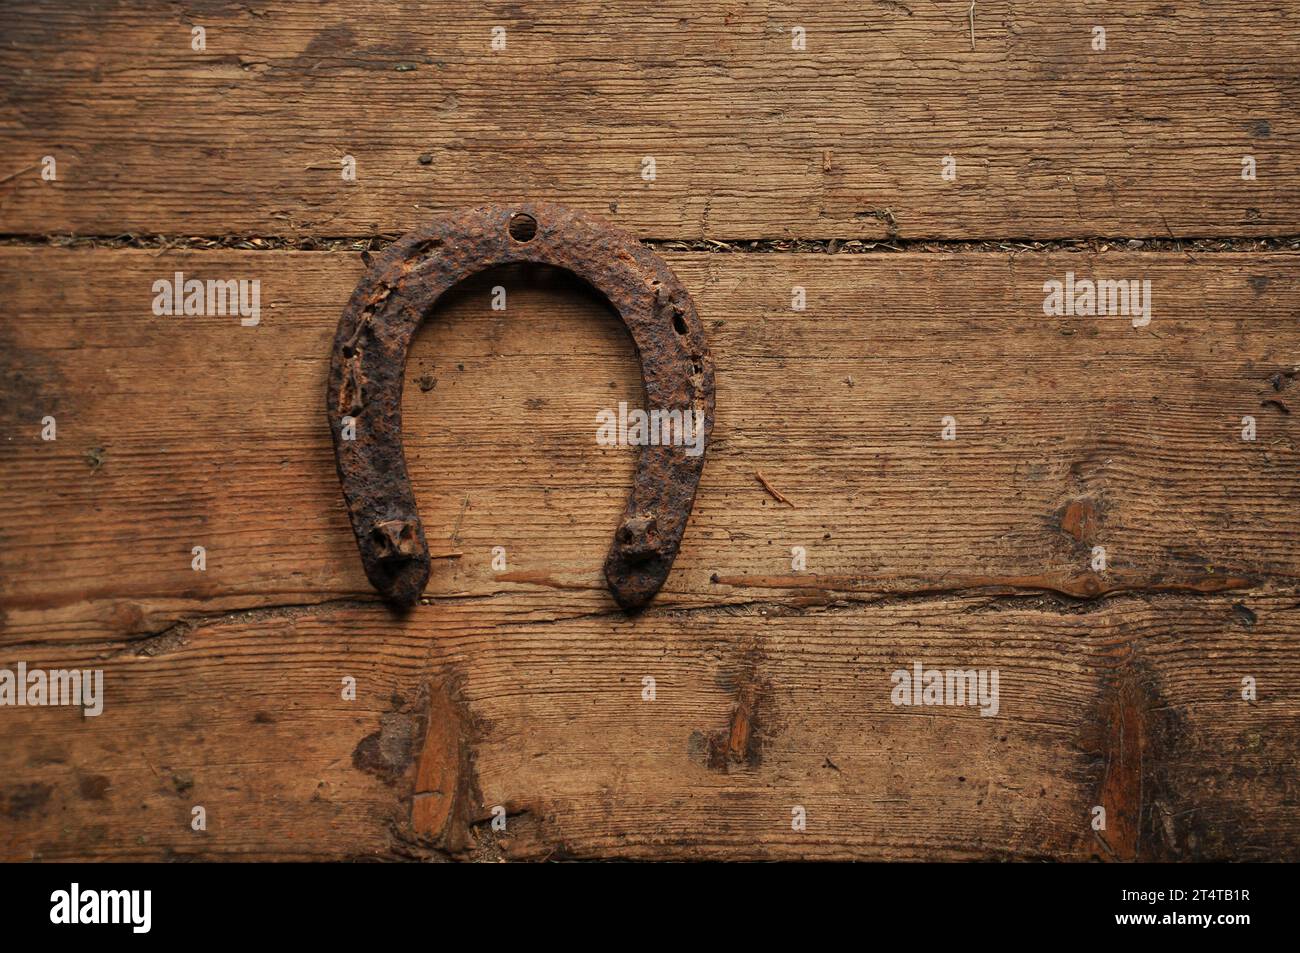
1;246;1297;859
2;245;1300;631
1;1;1296;239
1;588;1295;861
3;247;1299;635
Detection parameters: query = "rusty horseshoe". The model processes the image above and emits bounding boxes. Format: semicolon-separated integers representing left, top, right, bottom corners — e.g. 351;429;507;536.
328;203;715;610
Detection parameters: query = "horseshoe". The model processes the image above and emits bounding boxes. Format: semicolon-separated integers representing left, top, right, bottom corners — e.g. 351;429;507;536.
327;203;715;610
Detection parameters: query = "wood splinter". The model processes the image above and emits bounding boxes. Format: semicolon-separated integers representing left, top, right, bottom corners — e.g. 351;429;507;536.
755;469;796;507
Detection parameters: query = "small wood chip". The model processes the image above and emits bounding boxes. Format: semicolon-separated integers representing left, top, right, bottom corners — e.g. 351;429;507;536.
755;469;796;507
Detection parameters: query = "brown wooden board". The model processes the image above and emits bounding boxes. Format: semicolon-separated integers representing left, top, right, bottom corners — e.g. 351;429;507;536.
3;589;1296;862
1;247;1297;860
3;248;1298;634
1;1;1297;240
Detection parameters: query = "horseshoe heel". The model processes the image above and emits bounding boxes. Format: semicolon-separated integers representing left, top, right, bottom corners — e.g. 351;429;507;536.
327;203;715;609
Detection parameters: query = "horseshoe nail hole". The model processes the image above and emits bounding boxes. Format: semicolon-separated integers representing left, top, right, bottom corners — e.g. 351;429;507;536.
672;311;688;335
508;213;538;242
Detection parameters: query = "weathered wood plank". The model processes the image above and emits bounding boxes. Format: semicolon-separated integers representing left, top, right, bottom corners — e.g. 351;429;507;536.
1;247;1296;644
1;1;1296;238
2;246;1296;860
2;588;1295;861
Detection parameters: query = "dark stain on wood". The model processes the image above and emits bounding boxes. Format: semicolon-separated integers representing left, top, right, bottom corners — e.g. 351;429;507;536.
1080;651;1271;862
352;691;428;787
0;782;53;818
77;774;111;801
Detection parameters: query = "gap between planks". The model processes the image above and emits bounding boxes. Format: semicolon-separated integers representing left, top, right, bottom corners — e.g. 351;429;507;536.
1;233;1299;255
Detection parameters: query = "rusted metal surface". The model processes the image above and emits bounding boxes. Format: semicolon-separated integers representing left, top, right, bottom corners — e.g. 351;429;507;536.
327;203;715;609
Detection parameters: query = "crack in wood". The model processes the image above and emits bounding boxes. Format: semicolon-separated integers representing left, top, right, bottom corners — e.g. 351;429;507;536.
710;570;1257;601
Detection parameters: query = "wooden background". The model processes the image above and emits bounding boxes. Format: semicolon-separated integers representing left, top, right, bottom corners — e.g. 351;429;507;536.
1;1;1297;861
